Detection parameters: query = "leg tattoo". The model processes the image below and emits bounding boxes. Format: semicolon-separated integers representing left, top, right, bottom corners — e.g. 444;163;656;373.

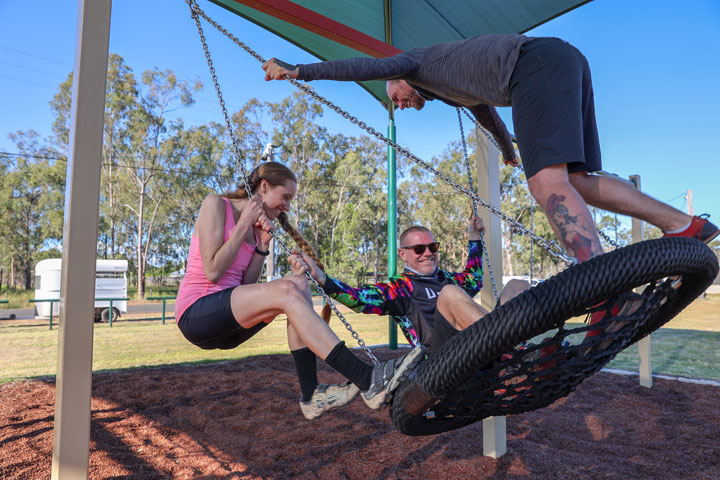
545;193;602;261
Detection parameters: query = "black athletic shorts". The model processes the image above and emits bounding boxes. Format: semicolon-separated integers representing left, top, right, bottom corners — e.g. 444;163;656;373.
509;37;602;179
177;287;267;350
430;309;460;353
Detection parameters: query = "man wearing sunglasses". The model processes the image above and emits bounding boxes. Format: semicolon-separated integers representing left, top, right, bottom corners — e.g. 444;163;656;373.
289;217;529;353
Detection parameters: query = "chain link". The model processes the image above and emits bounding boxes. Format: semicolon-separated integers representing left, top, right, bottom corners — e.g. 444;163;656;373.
188;0;379;364
457;108;500;302
597;228;623;250
460;107;505;154
529;202;534;284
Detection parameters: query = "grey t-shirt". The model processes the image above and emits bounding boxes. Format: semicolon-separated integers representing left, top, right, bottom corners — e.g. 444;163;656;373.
298;34;532;160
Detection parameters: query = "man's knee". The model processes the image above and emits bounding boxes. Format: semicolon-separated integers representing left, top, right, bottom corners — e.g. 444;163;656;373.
499;279;531;306
528;164;571;202
437;284;466;307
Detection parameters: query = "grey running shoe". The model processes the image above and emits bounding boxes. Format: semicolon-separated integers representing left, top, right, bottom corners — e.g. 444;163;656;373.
299;381;360;420
361;346;424;410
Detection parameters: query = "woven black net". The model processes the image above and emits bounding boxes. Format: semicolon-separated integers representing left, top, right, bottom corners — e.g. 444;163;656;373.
390;237;719;436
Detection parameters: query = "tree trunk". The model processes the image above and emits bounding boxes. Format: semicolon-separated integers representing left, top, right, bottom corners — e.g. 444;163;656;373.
137;186;145;299
25;262;32;290
24;240;32;290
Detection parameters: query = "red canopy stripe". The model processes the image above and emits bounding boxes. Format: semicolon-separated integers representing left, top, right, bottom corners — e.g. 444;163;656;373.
232;0;402;58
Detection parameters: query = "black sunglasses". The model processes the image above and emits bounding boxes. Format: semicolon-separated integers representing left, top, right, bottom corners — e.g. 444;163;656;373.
400;242;440;255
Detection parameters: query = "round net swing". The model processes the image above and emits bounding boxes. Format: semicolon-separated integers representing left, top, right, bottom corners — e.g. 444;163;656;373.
391;237;718;435
186;0;719;436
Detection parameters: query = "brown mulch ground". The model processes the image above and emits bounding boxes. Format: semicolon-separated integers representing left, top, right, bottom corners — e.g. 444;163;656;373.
1;347;719;480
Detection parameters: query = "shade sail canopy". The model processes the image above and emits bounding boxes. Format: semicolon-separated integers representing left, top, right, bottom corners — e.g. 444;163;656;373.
209;0;592;107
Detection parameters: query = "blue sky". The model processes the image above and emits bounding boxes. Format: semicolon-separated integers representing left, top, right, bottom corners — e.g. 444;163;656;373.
1;0;719;231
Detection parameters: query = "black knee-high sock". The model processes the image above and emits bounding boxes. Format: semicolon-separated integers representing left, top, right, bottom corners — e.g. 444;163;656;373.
323;341;373;391
291;347;318;402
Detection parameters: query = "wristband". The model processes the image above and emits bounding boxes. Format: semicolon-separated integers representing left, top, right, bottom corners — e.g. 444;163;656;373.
255;246;270;256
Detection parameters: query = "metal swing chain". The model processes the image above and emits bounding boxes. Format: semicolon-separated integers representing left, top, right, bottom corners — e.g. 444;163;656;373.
187;0;379;364
459;107;505;154
186;0;576;268
456;108;500;302
597;228;622;250
529;201;534;284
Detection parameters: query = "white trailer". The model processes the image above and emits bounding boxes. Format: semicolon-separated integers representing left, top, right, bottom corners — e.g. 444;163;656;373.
34;258;128;322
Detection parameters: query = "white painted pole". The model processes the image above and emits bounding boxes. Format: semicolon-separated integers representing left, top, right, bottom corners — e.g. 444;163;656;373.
475;133;503;313
262;144;276;280
629;175;652;388
475;131;506;458
483;416;507;458
51;1;112;479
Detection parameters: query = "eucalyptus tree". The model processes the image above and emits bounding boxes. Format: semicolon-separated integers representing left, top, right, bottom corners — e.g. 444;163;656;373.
325;136;388;284
119;69;202;298
0;131;65;289
267;90;329;273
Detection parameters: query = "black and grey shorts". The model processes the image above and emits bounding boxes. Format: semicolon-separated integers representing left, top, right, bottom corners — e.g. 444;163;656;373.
177;287;267;350
510;37;602;179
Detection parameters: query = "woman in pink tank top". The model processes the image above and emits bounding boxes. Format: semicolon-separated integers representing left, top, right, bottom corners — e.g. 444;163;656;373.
175;161;422;420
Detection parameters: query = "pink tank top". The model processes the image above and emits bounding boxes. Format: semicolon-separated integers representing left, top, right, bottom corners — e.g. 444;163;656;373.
175;197;257;322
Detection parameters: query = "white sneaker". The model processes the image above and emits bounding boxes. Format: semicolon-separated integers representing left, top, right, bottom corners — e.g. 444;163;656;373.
299;381;360;420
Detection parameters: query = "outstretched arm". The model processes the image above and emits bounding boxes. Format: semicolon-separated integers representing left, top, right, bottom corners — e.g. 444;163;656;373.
296;52;419;82
322;273;414;317
289;251;413;316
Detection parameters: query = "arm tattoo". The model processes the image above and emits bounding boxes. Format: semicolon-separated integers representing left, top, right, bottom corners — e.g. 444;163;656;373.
274;59;297;71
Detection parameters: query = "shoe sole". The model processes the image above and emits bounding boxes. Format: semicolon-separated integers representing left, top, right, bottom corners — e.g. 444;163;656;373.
364;347;425;410
702;229;720;244
378;347;425;410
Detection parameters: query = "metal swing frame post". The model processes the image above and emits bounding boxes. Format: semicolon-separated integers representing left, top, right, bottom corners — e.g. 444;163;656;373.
474;130;507;458
630;174;652;388
387;111;398;349
52;0;112;478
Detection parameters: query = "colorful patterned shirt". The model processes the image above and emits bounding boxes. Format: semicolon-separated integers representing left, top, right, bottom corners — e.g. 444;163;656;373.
322;240;484;350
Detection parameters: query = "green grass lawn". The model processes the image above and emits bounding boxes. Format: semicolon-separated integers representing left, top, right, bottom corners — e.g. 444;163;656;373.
0;313;409;383
1;295;718;384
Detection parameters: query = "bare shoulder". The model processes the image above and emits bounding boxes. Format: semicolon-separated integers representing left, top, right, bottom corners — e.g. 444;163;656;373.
196;194;227;231
199;194;226;215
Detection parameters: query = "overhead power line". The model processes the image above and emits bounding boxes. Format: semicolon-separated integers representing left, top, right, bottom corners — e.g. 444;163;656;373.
0;45;73;67
0;73;57;90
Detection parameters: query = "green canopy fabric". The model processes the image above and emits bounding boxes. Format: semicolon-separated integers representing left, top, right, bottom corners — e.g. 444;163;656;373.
209;0;592;107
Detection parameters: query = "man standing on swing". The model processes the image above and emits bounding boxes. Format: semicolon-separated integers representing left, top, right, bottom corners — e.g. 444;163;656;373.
262;34;719;264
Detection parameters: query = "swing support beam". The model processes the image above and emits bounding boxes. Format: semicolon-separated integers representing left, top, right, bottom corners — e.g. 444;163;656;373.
52;0;112;478
474;126;507;458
